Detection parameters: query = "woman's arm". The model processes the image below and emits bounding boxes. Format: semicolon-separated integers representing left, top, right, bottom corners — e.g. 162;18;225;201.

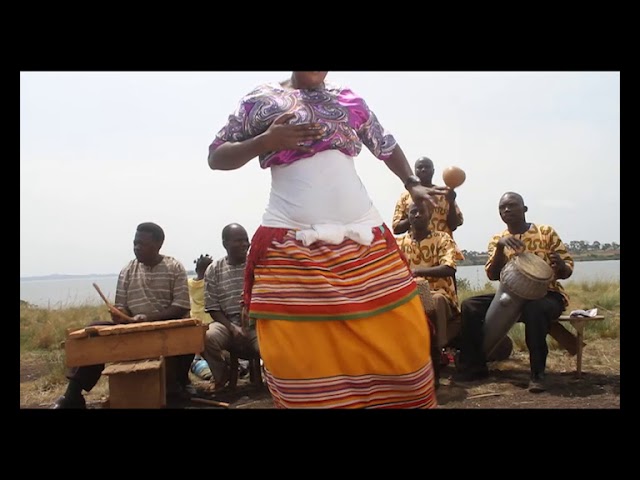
208;113;323;171
208;134;270;171
383;145;447;210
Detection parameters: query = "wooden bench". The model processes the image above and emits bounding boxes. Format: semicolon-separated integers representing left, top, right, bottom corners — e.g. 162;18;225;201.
103;358;166;408
549;314;605;377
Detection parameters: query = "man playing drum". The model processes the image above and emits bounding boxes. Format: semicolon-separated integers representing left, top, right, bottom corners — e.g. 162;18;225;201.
454;192;574;393
397;202;461;385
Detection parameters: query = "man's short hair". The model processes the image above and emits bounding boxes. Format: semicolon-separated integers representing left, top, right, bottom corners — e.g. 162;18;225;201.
136;222;165;243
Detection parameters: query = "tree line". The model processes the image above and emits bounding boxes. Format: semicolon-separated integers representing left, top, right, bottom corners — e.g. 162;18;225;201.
460;241;620;266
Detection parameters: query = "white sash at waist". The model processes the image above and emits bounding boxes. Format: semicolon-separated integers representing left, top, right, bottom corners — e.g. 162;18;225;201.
261;150;384;246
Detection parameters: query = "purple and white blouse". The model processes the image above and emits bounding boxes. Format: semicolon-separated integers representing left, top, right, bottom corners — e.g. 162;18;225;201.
209;81;397;169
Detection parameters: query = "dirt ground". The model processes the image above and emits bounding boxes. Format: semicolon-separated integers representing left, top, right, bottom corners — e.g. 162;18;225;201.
20;338;620;409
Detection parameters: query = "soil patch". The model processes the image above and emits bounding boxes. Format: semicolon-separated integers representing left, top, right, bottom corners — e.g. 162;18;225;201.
20;338;620;409
20;356;49;384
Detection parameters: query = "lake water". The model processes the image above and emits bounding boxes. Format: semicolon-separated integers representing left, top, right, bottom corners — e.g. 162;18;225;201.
20;260;620;309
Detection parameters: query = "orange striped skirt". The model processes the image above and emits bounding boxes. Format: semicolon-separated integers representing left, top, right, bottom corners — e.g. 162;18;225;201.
248;226;437;408
248;226;417;320
256;296;436;408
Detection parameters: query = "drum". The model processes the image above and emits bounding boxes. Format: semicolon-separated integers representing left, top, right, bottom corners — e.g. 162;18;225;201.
486;335;513;362
483;252;553;357
415;278;435;313
500;252;553;300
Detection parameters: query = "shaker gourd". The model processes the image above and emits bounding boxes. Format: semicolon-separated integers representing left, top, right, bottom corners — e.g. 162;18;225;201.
442;166;466;189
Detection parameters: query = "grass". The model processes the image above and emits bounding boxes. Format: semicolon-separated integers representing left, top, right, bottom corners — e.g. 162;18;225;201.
19;302;114;405
19;279;620;407
20;303;111;351
456;279;621;351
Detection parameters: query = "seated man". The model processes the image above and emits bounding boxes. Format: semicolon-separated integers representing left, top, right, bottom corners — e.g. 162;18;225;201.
392;156;464;257
455;192;574;393
53;222;193;408
202;223;260;391
397;202;460;383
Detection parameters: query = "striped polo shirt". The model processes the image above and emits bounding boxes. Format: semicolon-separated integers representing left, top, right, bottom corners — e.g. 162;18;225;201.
204;256;245;326
114;255;190;316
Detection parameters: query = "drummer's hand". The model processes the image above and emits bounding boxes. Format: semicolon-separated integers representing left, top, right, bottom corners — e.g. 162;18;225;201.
109;307;129;324
408;184;448;211
133;314;148;323
549;252;565;275
498;236;525;253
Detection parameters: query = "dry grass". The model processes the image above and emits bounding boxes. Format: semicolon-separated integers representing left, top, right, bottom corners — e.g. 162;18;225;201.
19;280;620;408
457;279;620;352
20;302;112;407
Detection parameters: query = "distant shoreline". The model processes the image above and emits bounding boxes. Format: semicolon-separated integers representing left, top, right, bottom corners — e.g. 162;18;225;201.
457;252;620;267
19;273;119;282
21;254;619;281
20;272;200;281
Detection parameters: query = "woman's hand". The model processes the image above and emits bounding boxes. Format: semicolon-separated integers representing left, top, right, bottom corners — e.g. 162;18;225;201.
262;113;324;153
407;184;448;212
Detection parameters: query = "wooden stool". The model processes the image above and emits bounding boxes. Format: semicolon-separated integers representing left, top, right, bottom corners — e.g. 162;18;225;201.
549;314;605;377
228;352;262;389
102;358;166;408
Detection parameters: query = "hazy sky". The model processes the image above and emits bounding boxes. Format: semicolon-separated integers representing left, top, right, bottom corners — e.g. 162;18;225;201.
20;71;620;277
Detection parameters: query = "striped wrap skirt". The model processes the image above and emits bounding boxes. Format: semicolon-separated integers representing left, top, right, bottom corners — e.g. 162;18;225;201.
245;224;437;409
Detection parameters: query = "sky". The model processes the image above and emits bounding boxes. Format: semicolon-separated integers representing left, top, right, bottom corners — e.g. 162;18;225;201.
20;71;620;277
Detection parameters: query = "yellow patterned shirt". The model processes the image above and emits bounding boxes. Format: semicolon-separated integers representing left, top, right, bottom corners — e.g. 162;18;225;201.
392;190;464;260
397;231;460;314
485;223;574;307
